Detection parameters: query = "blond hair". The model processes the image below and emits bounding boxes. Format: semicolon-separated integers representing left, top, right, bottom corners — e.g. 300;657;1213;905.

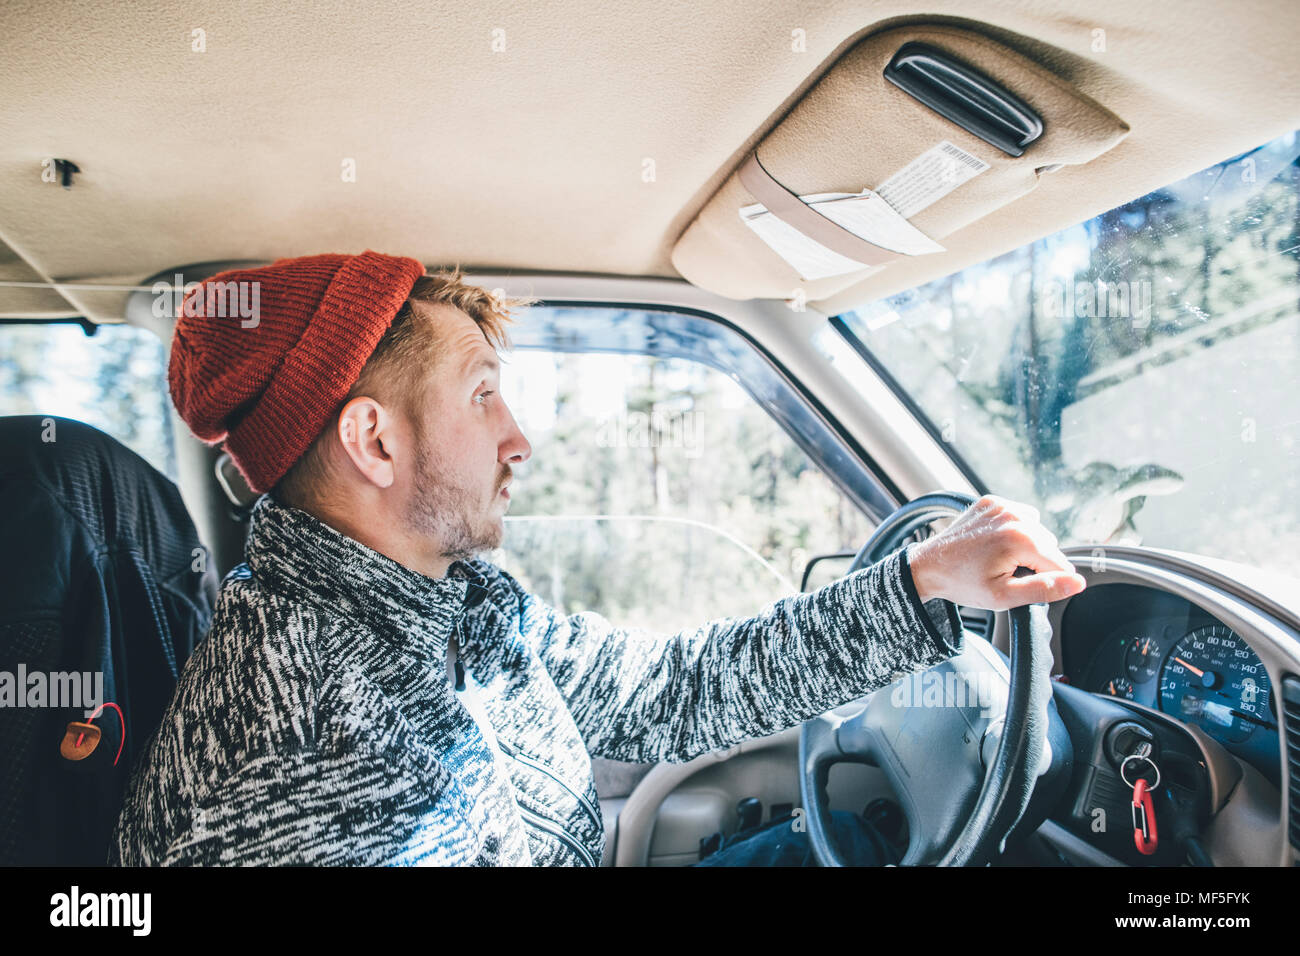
273;266;537;510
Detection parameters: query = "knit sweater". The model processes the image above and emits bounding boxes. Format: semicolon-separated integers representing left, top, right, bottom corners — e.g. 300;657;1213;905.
110;493;964;866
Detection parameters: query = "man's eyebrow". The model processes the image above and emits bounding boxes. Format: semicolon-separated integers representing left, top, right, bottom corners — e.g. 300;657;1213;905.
462;353;500;379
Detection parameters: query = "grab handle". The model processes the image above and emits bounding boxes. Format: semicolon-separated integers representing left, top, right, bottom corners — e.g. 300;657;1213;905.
883;42;1044;157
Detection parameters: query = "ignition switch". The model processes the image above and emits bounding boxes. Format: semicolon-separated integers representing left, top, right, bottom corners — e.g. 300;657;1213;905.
1104;720;1159;771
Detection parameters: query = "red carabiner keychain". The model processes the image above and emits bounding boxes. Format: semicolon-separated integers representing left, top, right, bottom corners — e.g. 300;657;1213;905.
1131;777;1158;855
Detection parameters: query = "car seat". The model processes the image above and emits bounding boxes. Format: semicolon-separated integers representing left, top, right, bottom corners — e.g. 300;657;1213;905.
0;415;216;864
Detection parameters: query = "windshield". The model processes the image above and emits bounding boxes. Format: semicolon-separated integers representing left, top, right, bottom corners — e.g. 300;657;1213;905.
834;130;1300;578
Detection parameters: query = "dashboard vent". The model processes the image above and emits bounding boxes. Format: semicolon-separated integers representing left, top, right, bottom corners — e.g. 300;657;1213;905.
1284;677;1300;852
958;606;995;640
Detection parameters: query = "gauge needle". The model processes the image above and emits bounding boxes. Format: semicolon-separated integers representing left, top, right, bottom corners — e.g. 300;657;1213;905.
1174;656;1204;677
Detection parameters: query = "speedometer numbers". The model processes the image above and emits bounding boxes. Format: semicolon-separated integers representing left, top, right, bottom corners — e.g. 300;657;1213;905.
1158;625;1273;743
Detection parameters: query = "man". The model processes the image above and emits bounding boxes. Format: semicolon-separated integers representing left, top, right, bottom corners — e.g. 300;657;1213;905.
111;250;1085;866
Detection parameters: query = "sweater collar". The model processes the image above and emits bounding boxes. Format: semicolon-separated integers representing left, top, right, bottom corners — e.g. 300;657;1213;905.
243;493;488;664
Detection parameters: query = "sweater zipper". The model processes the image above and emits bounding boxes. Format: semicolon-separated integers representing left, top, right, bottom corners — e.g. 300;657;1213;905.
447;640;599;866
496;738;603;834
514;803;598;867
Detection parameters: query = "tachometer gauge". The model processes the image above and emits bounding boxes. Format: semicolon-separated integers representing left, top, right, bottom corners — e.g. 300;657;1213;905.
1124;635;1162;683
1158;625;1274;743
1102;676;1135;700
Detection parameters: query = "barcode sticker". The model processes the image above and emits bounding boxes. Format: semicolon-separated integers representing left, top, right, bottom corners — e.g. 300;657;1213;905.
874;141;990;219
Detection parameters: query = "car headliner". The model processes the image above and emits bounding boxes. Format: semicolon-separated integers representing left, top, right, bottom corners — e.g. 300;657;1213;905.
2;0;1299;325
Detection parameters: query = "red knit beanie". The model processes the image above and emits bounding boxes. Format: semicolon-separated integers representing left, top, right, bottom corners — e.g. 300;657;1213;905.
168;250;426;494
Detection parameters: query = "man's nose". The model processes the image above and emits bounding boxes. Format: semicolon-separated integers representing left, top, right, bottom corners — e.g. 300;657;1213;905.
500;414;531;465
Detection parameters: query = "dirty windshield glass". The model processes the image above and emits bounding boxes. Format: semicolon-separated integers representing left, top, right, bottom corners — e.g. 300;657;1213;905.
834;130;1300;579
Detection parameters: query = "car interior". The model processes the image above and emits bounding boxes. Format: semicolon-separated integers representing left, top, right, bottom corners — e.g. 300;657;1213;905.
2;1;1299;868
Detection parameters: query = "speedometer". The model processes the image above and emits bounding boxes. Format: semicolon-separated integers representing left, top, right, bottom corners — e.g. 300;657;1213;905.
1158;624;1273;743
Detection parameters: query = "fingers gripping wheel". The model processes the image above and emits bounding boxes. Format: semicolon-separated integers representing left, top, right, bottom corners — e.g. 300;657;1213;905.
799;492;1055;866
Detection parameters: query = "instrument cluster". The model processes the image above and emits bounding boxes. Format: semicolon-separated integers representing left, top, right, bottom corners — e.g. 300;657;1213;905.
1063;584;1280;784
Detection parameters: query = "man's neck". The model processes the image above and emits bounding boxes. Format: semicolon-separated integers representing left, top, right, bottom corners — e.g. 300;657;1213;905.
281;491;453;580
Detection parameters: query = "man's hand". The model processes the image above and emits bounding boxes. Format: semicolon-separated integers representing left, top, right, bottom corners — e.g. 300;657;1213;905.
906;494;1087;610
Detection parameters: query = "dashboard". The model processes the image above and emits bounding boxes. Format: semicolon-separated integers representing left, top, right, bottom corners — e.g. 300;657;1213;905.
1059;582;1281;787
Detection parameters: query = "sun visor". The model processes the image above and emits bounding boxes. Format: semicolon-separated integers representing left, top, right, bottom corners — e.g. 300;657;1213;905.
671;25;1130;301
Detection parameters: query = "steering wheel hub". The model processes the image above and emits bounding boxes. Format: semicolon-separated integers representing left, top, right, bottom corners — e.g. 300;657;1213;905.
799;492;1058;866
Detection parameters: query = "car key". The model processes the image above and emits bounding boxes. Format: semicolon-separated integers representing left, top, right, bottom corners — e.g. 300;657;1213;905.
1122;742;1160;856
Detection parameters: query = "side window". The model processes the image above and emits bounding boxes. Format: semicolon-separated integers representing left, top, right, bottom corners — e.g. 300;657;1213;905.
0;323;177;480
489;308;877;632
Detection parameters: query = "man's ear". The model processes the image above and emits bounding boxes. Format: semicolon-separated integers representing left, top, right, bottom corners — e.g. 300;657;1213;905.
335;396;399;489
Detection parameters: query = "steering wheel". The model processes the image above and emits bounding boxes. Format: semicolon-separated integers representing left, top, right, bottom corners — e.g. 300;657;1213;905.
799;492;1055;866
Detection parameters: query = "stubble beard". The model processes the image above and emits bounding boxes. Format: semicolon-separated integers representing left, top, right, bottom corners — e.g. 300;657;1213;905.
405;435;510;563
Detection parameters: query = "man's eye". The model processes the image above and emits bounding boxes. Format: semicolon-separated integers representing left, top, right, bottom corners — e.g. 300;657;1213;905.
473;389;495;406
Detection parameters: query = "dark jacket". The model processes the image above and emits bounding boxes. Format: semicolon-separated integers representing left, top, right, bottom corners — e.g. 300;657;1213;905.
0;415;215;865
111;492;962;865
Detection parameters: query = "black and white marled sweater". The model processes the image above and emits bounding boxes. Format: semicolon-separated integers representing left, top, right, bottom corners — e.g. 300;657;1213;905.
110;493;964;866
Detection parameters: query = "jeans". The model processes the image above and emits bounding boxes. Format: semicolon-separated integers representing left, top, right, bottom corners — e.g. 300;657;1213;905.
691;810;901;867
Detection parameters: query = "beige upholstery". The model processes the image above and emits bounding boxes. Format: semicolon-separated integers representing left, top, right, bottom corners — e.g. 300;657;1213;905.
1;1;1298;322
670;24;1130;301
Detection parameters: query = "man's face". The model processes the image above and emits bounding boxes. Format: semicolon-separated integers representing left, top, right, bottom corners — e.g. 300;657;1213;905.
400;303;531;562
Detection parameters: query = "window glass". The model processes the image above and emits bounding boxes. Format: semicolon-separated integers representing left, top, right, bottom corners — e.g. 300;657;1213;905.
489;308;877;631
0;322;177;481
834;130;1300;578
